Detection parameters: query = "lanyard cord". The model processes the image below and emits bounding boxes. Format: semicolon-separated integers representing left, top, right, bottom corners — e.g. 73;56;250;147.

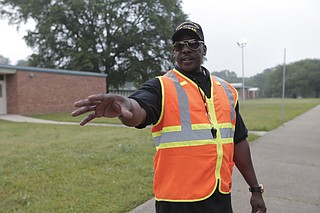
194;78;217;139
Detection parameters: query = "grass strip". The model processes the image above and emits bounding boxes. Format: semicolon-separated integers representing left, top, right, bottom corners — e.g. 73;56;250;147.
0;122;154;212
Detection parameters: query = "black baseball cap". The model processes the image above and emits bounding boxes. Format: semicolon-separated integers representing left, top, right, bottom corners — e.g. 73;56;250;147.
172;21;204;42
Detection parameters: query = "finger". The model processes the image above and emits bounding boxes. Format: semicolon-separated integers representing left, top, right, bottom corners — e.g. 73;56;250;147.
73;99;87;107
87;93;115;104
71;105;96;117
258;207;266;213
80;112;96;126
74;93;111;108
253;208;263;213
88;93;119;106
88;93;106;101
73;99;101;108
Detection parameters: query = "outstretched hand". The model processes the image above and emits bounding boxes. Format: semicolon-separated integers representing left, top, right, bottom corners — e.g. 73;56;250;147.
71;93;135;126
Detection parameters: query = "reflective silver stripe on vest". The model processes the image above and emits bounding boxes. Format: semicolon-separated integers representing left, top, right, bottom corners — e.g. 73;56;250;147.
165;71;192;132
154;72;234;146
154;129;214;146
214;76;236;122
220;128;234;139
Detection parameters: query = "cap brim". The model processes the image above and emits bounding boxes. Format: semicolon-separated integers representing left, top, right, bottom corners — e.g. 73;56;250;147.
172;29;202;42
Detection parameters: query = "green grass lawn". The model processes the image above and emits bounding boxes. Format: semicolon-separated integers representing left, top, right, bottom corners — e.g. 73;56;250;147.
0;122;154;212
239;98;320;131
1;98;319;212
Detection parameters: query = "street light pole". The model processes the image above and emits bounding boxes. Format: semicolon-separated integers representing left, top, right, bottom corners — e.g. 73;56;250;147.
237;39;248;101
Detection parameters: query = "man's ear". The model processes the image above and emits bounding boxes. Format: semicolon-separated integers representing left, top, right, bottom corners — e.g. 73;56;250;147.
203;45;207;56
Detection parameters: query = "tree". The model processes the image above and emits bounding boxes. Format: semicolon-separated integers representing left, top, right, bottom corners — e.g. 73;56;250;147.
263;59;320;98
246;68;272;98
289;59;320;98
264;66;282;97
212;70;239;83
16;59;29;66
0;0;187;90
0;55;10;65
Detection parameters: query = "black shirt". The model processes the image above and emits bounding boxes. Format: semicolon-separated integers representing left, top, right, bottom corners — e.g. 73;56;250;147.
129;66;248;143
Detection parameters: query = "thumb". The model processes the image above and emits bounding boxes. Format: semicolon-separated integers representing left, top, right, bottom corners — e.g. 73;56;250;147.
120;107;133;120
118;98;134;120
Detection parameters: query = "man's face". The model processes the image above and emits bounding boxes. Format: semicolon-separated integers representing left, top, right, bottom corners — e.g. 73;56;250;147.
173;34;207;72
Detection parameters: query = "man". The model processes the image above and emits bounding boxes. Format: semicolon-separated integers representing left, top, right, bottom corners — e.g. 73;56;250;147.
72;21;266;213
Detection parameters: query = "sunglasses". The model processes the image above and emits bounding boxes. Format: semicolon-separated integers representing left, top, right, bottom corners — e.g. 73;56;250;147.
173;39;204;52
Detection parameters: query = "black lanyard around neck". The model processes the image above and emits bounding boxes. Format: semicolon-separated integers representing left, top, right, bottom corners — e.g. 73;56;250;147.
194;77;217;139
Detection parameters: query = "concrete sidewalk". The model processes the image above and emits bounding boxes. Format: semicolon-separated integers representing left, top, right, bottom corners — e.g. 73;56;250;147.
130;105;320;213
0;114;267;136
0;114;125;127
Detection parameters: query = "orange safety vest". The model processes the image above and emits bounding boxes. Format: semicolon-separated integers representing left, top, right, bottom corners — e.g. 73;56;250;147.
152;69;238;202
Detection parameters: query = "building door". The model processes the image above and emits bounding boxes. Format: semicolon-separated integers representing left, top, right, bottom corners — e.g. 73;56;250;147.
0;74;7;114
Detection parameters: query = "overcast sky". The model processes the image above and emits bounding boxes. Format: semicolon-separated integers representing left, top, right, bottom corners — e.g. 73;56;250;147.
182;0;320;77
0;0;319;77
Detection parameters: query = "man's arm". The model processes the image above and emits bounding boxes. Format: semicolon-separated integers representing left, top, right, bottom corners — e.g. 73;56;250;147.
234;139;267;213
71;93;146;127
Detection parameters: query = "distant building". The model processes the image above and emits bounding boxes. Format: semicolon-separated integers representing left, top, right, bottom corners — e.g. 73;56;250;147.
230;83;260;99
248;87;260;99
0;65;107;115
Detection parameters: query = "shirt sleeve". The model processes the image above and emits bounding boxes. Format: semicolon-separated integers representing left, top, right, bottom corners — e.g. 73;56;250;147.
129;78;162;128
233;102;248;144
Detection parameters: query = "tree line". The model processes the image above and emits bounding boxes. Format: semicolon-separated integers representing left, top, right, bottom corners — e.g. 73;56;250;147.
213;59;320;98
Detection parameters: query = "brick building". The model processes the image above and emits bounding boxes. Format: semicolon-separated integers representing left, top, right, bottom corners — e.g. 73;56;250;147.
0;64;107;115
230;83;260;100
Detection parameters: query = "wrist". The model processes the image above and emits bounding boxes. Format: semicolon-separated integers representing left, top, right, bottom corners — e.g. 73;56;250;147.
249;184;264;193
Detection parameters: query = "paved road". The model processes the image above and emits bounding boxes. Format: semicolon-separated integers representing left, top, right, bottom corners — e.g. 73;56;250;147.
129;105;320;213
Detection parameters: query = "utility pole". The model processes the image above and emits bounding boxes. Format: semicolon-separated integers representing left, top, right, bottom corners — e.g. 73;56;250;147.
237;39;248;101
282;48;287;123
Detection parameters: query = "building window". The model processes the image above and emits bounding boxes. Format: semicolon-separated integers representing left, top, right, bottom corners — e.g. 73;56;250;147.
0;74;4;81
